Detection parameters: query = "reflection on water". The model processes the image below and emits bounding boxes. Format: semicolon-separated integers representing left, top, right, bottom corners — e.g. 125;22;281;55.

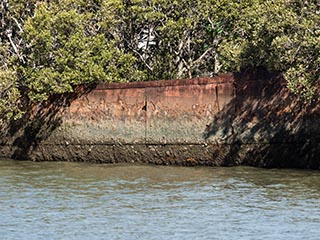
0;159;319;240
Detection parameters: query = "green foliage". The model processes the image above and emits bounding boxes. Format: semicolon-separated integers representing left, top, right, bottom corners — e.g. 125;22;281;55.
215;0;320;100
0;69;23;130
0;0;319;125
108;0;227;79
22;0;145;101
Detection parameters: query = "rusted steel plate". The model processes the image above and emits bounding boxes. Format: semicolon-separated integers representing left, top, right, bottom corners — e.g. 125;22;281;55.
145;82;234;144
96;74;234;90
61;76;235;146
64;88;146;144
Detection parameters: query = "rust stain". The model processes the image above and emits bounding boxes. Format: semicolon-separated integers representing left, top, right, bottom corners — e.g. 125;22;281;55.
95;74;234;90
63;74;236;144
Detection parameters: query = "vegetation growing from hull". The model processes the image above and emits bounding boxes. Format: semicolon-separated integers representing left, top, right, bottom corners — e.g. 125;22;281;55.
0;0;319;126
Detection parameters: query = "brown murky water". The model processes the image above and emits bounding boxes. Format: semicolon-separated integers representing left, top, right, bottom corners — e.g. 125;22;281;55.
0;159;319;239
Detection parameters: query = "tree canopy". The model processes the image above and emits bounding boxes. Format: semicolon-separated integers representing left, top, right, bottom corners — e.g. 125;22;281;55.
0;0;319;127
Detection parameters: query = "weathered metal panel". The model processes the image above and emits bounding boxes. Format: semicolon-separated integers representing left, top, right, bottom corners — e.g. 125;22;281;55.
1;73;240;166
60;75;235;146
60;76;235;146
145;81;234;144
64;87;146;145
3;71;320;169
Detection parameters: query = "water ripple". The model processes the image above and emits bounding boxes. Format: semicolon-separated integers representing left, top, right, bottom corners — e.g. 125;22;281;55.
0;159;319;240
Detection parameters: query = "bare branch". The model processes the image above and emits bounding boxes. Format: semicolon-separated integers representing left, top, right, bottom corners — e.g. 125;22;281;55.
207;17;214;29
11;16;23;33
132;49;154;71
6;30;19;56
193;47;213;65
6;30;25;63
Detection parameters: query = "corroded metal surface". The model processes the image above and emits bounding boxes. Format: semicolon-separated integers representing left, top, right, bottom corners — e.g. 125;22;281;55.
63;75;235;145
2;71;320;169
145;82;233;144
64;88;146;144
95;74;233;89
25;74;236;165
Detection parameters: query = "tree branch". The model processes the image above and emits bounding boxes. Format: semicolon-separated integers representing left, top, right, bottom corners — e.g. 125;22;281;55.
11;16;23;33
132;49;154;72
193;47;213;65
6;30;25;63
